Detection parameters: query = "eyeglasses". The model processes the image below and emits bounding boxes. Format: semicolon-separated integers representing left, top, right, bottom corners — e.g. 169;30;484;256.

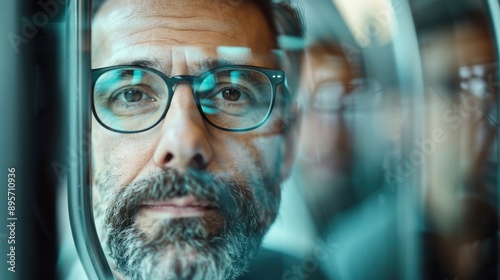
91;65;286;133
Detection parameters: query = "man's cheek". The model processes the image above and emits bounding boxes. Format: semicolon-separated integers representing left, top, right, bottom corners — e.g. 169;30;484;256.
92;187;109;242
93;134;157;185
222;129;285;172
253;135;286;179
91;124;123;172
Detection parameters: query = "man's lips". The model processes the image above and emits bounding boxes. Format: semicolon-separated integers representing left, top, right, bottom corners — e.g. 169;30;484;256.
139;196;218;218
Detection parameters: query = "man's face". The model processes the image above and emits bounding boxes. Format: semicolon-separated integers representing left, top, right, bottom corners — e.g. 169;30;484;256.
91;0;291;279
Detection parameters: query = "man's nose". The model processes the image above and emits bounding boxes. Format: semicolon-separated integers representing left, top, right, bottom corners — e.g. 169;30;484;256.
152;85;214;172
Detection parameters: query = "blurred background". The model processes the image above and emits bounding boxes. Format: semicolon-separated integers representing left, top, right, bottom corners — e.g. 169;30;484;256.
1;0;498;279
1;0;64;279
262;0;499;279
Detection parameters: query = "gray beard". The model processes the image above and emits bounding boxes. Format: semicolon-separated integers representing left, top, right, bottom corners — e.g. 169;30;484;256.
93;168;280;280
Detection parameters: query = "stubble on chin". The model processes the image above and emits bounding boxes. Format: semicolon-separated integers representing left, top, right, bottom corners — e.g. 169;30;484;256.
92;167;280;280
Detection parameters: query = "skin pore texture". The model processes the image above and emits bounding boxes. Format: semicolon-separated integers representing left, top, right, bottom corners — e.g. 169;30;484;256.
91;0;294;279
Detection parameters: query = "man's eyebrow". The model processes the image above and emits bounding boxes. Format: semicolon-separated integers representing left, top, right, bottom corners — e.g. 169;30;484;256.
113;58;250;75
116;59;162;70
191;59;248;75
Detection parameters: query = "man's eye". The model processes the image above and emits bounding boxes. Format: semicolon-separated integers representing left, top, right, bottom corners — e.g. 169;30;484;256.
116;89;154;102
222;88;242;101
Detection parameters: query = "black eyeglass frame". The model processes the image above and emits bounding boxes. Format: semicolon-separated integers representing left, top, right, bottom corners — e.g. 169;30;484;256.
91;65;286;133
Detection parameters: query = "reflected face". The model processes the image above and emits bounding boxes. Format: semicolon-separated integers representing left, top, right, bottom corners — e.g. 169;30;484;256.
294;44;365;221
298;46;353;185
91;0;290;279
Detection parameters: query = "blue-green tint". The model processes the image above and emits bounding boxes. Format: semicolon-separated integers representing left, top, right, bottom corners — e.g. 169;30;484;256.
131;70;143;85
201;105;220;115
230;70;243;84
199;74;216;93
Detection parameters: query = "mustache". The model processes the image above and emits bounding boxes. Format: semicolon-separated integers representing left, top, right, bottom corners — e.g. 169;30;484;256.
95;167;280;279
104;168;240;231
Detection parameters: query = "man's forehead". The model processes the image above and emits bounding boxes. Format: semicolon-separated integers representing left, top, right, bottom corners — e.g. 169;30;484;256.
96;0;235;15
91;0;279;69
94;0;267;28
93;0;278;51
96;0;235;29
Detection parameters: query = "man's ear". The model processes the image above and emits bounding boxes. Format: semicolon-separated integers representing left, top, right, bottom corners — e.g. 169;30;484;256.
280;100;301;181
